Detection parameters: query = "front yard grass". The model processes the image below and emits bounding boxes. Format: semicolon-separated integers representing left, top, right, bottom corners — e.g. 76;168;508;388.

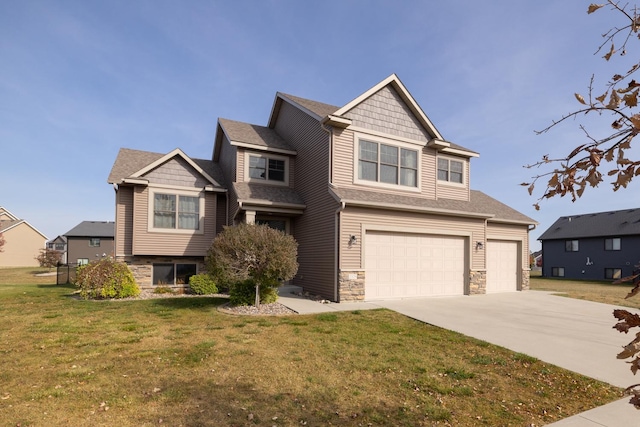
0;268;622;426
530;275;640;309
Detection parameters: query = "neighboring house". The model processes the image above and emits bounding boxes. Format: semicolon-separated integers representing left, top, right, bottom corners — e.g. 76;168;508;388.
531;250;542;272
538;208;640;281
63;221;115;266
0;207;48;267
46;235;68;264
108;74;537;301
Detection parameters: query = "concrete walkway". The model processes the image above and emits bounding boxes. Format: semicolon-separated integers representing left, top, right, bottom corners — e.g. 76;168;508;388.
277;288;640;426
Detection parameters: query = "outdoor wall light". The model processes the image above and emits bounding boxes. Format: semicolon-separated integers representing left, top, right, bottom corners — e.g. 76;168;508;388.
349;235;357;245
475;241;484;250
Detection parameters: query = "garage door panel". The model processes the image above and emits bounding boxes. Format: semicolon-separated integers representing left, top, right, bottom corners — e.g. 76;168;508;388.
487;240;518;293
365;231;466;300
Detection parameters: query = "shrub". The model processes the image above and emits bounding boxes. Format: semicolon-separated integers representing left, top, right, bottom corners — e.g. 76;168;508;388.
188;273;218;295
76;258;140;299
206;223;298;306
229;279;278;306
153;286;176;295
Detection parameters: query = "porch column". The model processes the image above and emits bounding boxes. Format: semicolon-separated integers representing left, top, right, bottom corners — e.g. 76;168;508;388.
245;210;256;224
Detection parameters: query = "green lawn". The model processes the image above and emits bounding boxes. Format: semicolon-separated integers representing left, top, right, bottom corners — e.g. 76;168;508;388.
0;268;622;426
530;275;640;309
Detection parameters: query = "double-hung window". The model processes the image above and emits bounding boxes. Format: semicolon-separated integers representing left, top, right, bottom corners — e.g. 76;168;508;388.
358;140;418;187
153;193;200;230
565;240;579;252
248;155;286;183
89;238;100;247
437;157;463;184
605;238;621;251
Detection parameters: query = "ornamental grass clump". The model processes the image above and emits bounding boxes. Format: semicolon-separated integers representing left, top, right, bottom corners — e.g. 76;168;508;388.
76;258;140;299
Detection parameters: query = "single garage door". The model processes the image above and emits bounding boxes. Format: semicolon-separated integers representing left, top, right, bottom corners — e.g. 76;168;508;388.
486;240;519;293
364;231;466;300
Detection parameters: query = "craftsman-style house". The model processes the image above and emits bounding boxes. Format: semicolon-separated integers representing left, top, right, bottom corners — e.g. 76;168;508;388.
108;74;536;301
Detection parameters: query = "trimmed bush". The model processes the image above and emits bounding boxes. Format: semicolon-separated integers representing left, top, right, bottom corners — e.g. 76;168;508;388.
188;273;218;295
229;279;278;306
76;258;140;299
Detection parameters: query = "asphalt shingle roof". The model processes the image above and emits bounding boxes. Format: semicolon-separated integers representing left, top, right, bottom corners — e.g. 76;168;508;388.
108;148;226;187
218;118;294;152
233;182;305;207
538;208;640;240
64;221;115;237
277;93;340;119
330;187;536;224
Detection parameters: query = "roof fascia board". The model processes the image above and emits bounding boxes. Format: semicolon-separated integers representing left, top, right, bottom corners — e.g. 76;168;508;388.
130;148;223;187
0;207;19;221
331;74;444;140
268;92;323;128
441;147;480;158
238;199;306;210
230;141;297;156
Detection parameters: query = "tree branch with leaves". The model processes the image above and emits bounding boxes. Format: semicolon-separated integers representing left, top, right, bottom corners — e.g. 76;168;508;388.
523;1;640;210
527;2;640;408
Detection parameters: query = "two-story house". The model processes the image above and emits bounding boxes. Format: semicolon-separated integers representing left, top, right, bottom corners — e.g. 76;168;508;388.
0;207;48;267
538;208;640;281
108;74;536;301
63;221;115;266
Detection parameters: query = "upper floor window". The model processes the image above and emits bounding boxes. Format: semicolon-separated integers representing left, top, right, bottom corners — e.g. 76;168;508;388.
248;154;287;183
605;238;621;251
437;157;463;184
358;140;418;187
89;238;101;247
153;193;200;230
55;243;65;251
565;240;579;252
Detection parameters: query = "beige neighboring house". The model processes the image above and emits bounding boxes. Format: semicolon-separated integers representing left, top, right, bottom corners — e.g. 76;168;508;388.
0;207;48;267
108;74;537;301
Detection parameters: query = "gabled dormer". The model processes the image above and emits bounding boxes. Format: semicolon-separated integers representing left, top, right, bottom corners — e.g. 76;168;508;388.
319;74;478;201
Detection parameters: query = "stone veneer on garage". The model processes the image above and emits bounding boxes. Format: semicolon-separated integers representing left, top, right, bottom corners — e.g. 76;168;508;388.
338;270;365;302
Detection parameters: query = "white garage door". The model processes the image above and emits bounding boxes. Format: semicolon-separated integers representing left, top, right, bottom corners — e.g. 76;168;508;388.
364;231;466;300
486;240;519;293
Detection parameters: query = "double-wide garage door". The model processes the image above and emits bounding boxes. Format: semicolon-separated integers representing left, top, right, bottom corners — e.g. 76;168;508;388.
364;231;466;300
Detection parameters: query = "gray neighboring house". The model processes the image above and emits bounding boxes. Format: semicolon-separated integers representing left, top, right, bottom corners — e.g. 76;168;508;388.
63;221;115;265
538;208;640;280
46;235;68;264
108;74;537;301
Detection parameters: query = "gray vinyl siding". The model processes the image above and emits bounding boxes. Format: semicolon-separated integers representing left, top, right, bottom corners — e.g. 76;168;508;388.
343;85;431;142
143;157;210;187
340;206;486;271
542;235;640;280
487;222;530;270
67;237;115;264
115;186;134;257
216;193;228;234
132;187;217;256
273;100;337;299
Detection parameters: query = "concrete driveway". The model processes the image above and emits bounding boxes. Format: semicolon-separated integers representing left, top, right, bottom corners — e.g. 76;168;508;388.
279;289;640;425
373;291;640;426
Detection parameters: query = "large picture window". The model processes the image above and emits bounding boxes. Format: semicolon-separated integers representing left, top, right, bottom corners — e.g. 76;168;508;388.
153;193;200;230
358;140;418;187
153;263;197;285
248;155;286;183
437;158;463;184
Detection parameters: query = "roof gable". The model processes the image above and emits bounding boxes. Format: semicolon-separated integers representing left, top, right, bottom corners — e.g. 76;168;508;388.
108;148;225;189
538;208;640;240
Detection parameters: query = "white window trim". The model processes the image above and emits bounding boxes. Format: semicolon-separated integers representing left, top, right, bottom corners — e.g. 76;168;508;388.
244;152;289;186
353;132;421;193
147;186;205;235
436;155;466;187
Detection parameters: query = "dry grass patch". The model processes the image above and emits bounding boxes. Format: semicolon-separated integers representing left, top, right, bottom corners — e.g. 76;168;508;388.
530;276;640;309
0;268;622;426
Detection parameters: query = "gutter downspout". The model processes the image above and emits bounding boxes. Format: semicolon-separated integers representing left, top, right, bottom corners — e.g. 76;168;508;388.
334;201;346;302
321;120;341;302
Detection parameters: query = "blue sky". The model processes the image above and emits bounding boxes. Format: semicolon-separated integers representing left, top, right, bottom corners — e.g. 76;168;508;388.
2;0;638;251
